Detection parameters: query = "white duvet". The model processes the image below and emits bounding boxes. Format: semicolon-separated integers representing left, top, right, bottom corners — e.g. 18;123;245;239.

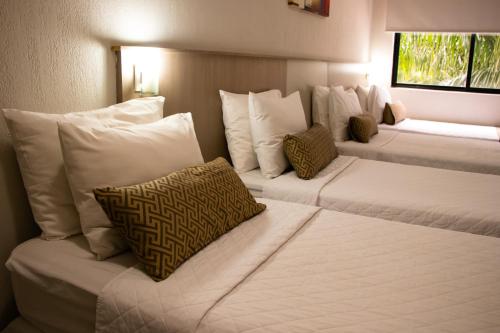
97;199;500;333
337;130;500;175
257;157;500;237
379;118;500;142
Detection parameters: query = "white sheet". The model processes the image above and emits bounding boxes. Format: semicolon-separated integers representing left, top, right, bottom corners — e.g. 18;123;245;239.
6;235;136;333
96;201;500;333
337;130;500;175
379;118;500;142
242;157;500;237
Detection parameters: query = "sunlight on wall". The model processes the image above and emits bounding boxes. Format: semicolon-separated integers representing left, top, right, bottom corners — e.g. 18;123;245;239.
110;4;167;43
368;47;393;86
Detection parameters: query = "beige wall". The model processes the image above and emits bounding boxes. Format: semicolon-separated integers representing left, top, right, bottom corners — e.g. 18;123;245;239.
0;0;373;328
369;0;500;126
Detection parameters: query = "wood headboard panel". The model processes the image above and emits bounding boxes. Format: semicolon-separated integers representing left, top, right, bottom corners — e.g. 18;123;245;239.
115;46;287;162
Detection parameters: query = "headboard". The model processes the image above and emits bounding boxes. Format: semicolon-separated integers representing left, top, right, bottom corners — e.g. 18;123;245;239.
115;46;288;162
114;46;368;163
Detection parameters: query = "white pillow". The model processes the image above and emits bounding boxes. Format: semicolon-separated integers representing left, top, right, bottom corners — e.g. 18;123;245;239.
356;85;370;112
2;97;164;240
220;89;281;173
328;86;363;142
368;85;392;123
249;91;307;178
59;113;204;260
312;85;330;130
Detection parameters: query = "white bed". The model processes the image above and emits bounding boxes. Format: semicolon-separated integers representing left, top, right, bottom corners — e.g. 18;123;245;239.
96;199;500;333
240;156;500;237
5;235;137;333
336;129;500;175
379;118;500;142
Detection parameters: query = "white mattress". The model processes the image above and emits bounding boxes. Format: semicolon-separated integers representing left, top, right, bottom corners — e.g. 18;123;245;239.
241;157;500;237
6;235;137;333
96;199;500;332
379;118;500;142
337;129;500;175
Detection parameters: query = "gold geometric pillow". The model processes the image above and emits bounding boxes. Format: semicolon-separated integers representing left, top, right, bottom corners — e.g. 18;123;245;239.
349;113;379;143
283;124;338;180
93;157;266;281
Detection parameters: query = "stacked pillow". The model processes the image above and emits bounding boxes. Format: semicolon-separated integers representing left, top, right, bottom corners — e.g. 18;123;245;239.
220;89;281;173
2;97;165;240
328;86;364;142
220;89;308;179
248;91;308;178
367;85;392;123
311;84;406;143
58;113;204;259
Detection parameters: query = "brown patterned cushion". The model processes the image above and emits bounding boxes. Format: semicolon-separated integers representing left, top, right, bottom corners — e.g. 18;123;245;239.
383;101;407;125
349;113;378;143
283;124;338;180
93;157;265;281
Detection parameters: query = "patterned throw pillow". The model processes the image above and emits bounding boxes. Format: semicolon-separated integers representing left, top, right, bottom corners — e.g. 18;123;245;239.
93;157;266;281
383;101;407;125
283;124;338;180
349;113;379;143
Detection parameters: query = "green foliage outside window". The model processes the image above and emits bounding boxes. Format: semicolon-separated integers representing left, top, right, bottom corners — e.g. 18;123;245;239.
395;33;500;90
472;35;500;89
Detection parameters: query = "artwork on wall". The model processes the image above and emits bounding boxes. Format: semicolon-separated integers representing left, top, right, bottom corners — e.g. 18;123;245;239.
288;0;330;17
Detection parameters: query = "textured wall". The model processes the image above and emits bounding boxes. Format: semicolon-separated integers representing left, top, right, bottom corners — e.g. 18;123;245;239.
369;0;500;126
0;0;373;114
0;0;373;328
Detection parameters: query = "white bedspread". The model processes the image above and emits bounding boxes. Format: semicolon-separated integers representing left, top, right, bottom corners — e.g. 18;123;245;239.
337;130;500;175
379;118;500;142
262;156;357;205
255;158;500;237
96;202;500;333
96;199;320;333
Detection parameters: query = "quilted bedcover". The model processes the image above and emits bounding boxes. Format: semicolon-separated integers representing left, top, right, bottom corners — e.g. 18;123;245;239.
262;157;500;237
96;199;500;332
337;130;500;175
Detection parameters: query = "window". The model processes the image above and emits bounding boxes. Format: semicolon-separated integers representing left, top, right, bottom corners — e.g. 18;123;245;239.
392;33;500;94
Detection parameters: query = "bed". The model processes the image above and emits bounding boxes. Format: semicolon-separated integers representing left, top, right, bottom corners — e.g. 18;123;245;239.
92;199;500;332
240;156;500;237
7;200;500;332
5;235;136;333
378;118;500;142
336;129;500;175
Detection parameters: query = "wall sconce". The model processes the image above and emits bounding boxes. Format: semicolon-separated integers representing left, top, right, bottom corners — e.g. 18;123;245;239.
133;48;160;96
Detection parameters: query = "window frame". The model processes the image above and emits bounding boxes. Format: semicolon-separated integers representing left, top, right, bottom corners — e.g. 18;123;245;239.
391;32;500;95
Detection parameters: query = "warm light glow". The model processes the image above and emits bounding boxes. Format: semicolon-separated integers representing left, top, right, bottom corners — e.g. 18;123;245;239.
131;48;161;96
